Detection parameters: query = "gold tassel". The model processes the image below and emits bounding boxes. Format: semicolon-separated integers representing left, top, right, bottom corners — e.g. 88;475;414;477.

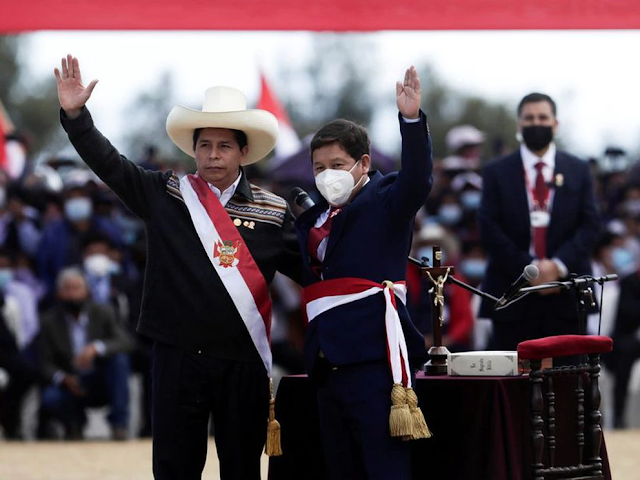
389;383;413;437
404;387;432;440
265;380;282;457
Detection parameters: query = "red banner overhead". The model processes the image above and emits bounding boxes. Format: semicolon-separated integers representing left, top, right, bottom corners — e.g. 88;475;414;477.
1;0;640;31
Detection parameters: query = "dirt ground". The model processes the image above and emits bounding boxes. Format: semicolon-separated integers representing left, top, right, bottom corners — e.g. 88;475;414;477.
0;432;636;479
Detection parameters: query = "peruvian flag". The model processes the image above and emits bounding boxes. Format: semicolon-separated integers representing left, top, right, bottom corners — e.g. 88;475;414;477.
0;100;26;179
256;72;301;163
0;99;13;172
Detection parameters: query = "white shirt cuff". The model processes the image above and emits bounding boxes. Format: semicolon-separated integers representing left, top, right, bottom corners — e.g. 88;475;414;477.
401;115;420;123
551;258;569;278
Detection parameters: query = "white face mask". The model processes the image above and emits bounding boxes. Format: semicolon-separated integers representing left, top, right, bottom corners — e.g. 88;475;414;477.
83;253;114;277
64;197;93;222
315;160;363;207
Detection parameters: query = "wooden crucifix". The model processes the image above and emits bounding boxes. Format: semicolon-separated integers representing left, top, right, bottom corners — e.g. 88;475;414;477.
421;245;455;376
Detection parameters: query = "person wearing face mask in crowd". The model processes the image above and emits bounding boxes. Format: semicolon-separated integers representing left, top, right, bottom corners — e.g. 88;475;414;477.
409;227;476;354
450;171;484;243
294;66;433;480
81;234;126;310
0;185;43;260
478;93;600;358
597;231;640;428
38;267;133;440
436;193;463;229
37;183;122;304
81;233;154;437
0;247;42;439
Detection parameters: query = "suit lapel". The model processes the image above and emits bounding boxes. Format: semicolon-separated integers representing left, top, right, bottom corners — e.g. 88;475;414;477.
507;152;531;240
323;171;379;260
548;152;569;240
323;207;348;260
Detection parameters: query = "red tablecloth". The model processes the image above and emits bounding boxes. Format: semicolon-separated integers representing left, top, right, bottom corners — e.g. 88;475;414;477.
268;373;611;480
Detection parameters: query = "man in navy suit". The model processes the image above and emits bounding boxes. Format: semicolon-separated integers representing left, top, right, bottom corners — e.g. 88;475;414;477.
295;66;432;480
478;93;600;353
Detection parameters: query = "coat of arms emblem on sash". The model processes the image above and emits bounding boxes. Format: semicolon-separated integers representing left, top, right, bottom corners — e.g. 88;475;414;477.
214;240;240;268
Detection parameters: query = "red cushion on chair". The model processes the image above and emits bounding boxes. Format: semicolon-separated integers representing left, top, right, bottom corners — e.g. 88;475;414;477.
517;335;613;360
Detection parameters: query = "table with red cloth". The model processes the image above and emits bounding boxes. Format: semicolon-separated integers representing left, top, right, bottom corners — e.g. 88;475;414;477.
268;373;611;480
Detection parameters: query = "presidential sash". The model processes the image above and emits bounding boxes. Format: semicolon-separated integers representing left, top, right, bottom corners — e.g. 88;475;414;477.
302;278;431;440
180;174;273;376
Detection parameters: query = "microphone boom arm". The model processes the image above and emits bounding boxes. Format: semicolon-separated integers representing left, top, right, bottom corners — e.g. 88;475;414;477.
408;256;499;303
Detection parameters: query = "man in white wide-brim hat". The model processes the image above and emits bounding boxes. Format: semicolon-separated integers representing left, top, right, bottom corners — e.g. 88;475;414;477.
55;55;301;480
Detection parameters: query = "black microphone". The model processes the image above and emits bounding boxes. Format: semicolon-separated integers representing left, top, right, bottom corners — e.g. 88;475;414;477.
494;264;539;309
291;187;315;211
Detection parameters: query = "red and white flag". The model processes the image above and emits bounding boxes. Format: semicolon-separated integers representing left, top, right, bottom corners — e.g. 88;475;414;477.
0;99;14;172
0;100;26;179
256;72;301;163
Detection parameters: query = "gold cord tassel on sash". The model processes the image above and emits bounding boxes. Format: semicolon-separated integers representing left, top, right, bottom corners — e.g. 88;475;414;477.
265;379;282;456
404;387;432;440
389;383;413;437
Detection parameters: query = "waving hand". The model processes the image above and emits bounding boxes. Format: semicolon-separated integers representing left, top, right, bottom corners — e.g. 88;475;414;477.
396;66;421;119
54;54;98;119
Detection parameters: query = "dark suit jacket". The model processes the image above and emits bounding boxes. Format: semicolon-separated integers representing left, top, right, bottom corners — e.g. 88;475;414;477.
295;112;433;373
39;302;133;383
478;149;600;321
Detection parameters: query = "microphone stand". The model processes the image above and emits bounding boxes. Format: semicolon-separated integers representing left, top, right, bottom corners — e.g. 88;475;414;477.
515;274;618;338
408;256;499;304
408;252;499;375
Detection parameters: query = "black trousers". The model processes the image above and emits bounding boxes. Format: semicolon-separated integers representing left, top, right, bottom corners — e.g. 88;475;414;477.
315;359;412;480
151;342;269;480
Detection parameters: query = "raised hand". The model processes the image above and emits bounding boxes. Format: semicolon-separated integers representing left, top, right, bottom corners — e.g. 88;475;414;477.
396;66;421;119
54;54;98;119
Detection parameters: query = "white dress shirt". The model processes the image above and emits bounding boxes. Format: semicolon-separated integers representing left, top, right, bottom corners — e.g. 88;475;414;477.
207;171;243;206
520;142;557;211
519;142;567;276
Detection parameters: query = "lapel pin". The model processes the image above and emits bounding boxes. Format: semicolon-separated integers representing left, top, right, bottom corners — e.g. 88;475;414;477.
555;173;564;187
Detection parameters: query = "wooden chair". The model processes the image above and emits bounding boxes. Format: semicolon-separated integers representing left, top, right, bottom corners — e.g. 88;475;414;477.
517;335;613;480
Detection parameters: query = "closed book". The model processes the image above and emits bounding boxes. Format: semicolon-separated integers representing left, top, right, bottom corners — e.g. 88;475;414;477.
447;351;519;376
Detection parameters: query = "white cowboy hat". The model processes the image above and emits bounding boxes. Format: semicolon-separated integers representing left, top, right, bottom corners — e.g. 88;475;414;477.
166;86;278;165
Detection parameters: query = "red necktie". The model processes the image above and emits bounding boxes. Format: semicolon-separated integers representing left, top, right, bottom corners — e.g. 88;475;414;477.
308;207;341;277
533;161;548;259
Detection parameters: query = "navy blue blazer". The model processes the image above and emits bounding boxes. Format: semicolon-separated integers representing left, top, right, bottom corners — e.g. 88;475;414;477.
478;149;601;320
295;112;433;374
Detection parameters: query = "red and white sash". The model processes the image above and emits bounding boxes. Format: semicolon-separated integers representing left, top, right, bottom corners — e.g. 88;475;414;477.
303;278;412;388
180;174;273;376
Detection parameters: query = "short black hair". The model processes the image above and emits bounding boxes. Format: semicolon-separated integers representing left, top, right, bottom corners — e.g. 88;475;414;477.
310;119;370;162
81;232;115;251
192;128;248;151
517;93;557;117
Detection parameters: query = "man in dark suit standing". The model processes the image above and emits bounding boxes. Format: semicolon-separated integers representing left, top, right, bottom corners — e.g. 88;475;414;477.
39;267;132;440
295;66;432;480
479;93;600;352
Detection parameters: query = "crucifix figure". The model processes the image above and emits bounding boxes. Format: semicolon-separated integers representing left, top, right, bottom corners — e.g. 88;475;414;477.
421;245;455;376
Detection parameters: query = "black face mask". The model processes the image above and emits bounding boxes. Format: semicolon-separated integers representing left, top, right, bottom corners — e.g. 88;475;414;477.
62;300;85;316
521;125;553;152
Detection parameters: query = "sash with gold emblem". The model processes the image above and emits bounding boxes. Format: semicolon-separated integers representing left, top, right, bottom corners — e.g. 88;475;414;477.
180;174;273;376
